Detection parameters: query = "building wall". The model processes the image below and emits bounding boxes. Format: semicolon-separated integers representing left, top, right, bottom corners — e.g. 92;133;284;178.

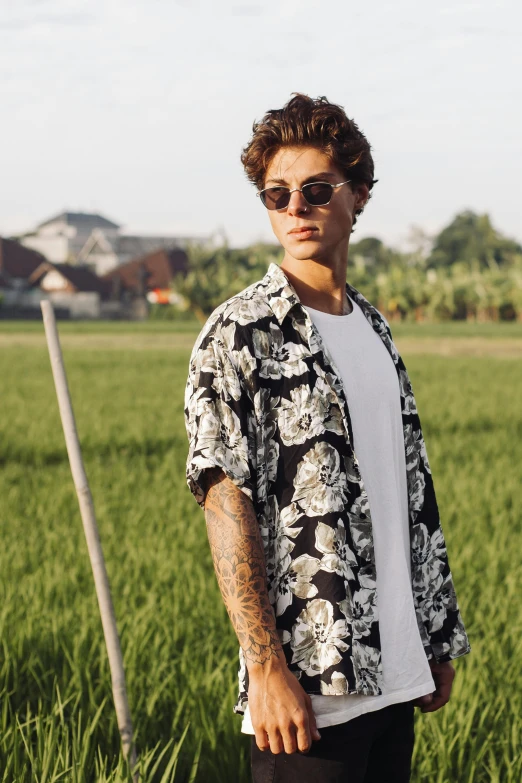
21;235;70;264
49;292;101;319
39;269;71;292
38;221;76;238
1;288;45;307
85;253;120;276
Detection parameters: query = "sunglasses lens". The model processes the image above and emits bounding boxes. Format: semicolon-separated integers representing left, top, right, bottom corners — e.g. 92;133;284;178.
260;187;290;210
303;182;334;206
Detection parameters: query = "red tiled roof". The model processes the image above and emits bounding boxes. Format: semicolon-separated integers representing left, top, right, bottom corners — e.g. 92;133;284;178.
102;246;188;293
0;237;47;280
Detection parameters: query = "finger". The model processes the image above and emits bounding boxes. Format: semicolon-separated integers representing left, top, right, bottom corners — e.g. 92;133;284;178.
420;687;450;712
267;728;284;755
295;718;312;754
420;695;448;712
306;701;322;742
254;727;270;752
281;724;298;755
414;694;434;708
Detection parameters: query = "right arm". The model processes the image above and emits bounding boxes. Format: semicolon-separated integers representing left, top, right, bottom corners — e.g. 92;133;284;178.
202;467;321;754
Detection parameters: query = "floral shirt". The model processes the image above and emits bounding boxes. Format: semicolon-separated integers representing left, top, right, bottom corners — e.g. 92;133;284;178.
184;262;471;715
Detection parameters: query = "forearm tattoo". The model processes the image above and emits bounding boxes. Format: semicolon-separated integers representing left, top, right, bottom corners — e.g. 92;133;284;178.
202;468;282;665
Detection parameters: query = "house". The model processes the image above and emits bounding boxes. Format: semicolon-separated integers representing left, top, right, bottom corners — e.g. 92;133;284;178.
27;261;112;319
102;246;189;297
0;238;48;316
17;210;211;276
19;212;121;266
78;231;204;276
0;236;47;283
0;237;113;319
30;262;112;298
2;216;195;319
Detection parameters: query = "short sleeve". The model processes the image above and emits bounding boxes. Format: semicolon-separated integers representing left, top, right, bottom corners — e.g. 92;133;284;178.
184;328;256;509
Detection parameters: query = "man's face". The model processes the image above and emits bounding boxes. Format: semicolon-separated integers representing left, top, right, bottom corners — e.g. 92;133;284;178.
262;145;368;263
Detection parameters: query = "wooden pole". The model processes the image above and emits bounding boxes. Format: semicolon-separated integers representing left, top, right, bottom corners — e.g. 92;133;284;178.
40;301;138;776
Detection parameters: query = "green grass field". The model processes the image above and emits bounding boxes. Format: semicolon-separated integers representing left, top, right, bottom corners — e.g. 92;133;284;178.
1;320;521;782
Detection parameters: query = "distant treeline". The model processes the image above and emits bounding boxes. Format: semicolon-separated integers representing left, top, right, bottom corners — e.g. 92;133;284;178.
166;210;522;323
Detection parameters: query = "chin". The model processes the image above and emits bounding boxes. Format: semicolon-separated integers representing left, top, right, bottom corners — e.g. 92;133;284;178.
284;240;324;260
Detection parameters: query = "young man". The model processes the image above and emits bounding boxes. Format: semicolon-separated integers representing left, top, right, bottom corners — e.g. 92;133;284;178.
184;94;471;782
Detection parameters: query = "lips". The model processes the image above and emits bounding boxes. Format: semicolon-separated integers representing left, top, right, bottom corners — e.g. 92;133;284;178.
288;226;318;239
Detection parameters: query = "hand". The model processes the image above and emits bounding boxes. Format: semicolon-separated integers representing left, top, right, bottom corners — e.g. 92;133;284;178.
248;660;322;754
413;660;455;713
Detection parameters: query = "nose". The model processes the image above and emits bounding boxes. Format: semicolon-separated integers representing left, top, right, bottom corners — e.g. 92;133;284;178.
286;188;309;216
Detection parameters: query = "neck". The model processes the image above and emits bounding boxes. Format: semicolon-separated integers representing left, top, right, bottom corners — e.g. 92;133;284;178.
280;253;351;316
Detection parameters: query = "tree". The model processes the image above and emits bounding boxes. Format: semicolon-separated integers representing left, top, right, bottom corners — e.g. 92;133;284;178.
349;237;404;271
427;211;522;270
171;242;281;323
402;225;434;269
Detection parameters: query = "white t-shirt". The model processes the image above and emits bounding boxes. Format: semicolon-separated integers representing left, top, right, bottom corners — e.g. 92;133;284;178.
241;292;434;733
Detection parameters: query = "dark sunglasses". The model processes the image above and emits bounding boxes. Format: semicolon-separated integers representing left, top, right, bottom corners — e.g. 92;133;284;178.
257;179;351;210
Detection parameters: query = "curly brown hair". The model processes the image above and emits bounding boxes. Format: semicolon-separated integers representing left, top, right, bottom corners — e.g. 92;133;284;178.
241;93;377;231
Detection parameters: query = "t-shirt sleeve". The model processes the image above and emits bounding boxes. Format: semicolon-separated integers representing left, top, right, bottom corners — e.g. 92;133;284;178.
184;327;256;509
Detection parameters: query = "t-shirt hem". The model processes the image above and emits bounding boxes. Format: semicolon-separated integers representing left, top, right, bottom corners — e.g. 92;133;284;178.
239;680;435;734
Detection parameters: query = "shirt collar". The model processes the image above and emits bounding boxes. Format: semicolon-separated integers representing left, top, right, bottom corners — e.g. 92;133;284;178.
262;262;302;325
262;261;368;326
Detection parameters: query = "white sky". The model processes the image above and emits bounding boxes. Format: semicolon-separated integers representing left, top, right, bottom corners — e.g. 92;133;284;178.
1;0;521;249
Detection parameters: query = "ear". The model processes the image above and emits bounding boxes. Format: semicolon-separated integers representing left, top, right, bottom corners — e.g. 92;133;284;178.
354;183;370;210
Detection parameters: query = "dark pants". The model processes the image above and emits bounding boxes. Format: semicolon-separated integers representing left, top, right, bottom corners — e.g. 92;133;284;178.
250;700;415;783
